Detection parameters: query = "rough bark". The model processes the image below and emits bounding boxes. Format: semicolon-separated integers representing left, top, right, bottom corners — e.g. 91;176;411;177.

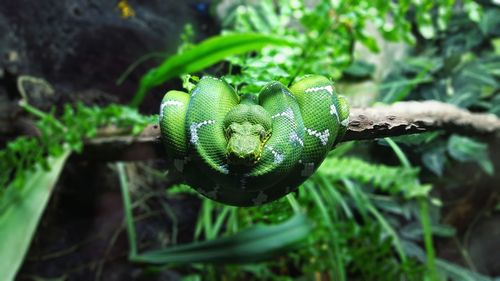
344;101;500;141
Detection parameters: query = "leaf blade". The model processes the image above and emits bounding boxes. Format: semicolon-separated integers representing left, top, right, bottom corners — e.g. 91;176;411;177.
132;213;312;264
0;148;71;281
131;33;296;107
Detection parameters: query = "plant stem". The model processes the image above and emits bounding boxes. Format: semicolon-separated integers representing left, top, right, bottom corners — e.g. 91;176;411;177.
117;162;138;259
19;100;67;133
419;198;439;281
386;137;439;279
286;193;301;214
308;181;346;281
384;137;411;168
116;52;166;85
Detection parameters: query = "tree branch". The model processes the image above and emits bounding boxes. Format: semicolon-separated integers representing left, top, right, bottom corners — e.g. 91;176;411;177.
76;101;500;162
344;101;500;141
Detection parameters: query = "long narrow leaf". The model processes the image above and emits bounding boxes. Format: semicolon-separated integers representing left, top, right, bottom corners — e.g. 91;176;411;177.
132;213;312;264
0;148;71;281
436;259;493;281
131;33;296;107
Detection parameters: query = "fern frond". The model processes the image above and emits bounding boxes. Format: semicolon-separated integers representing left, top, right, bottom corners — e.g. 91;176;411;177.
316;157;431;198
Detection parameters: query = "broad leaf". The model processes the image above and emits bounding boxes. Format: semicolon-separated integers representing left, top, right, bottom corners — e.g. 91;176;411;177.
0;148;71;281
447;135;494;175
437;259;493;281
422;147;447;177
343;60;375;79
131;33;296;107
133;213;312;264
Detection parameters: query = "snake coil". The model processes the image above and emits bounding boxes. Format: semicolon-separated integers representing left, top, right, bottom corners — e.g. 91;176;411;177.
160;75;349;206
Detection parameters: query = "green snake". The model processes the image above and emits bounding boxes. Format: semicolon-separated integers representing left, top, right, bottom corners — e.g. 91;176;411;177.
159;75;349;206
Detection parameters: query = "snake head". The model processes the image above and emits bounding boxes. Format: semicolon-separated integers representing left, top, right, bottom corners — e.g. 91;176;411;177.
223;104;272;167
225;122;271;166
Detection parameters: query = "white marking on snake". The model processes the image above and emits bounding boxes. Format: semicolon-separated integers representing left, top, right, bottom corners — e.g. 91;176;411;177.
305;85;334;96
341;117;349;127
305;128;330;146
159;100;183;118
329;104;341;122
271;107;294;120
191;87;200;98
301;162;315;176
252;191;268;205
281;88;294;98
173;156;191;172
266;146;284;164
190;120;216;144
190;87;200;97
219;164;229;174
290;131;304;147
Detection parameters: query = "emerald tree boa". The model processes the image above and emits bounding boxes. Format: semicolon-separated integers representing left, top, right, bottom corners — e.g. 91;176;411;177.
160;75;349;206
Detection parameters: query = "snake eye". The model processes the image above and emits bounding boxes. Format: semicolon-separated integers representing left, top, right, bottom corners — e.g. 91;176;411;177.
259;129;268;140
254;124;268;141
225;124;239;138
224;126;233;138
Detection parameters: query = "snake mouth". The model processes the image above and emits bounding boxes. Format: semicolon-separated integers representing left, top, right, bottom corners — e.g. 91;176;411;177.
226;152;259;167
225;127;272;167
225;134;263;167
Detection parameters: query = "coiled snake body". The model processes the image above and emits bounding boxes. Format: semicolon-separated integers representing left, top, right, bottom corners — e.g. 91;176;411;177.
160;75;349;206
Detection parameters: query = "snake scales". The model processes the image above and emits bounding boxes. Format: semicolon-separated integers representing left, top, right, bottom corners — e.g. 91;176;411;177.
160;75;349;206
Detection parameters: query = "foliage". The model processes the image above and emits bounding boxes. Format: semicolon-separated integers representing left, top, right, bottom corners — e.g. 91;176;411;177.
117;162;312;265
378;1;499;177
0;148;71;281
131;33;296;107
2;0;497;280
219;0;460;94
155;1;460;279
0;102;154;199
143;1;497;280
0;100;154;281
173;149;435;280
317;156;431;198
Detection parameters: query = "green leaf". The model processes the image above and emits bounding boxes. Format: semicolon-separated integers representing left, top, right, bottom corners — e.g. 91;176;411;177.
402;240;426;260
378;58;435;103
489;95;500;116
422;147;446;177
354;28;380;53
132;213;312;264
436;259;493;281
401;222;456;240
464;1;483;23
419;24;435;39
343;60;375;79
317;157;430;198
391;132;441;145
0;148;71;281
131;33;296;107
181;275;202;281
479;9;500;36
447;135;494;175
